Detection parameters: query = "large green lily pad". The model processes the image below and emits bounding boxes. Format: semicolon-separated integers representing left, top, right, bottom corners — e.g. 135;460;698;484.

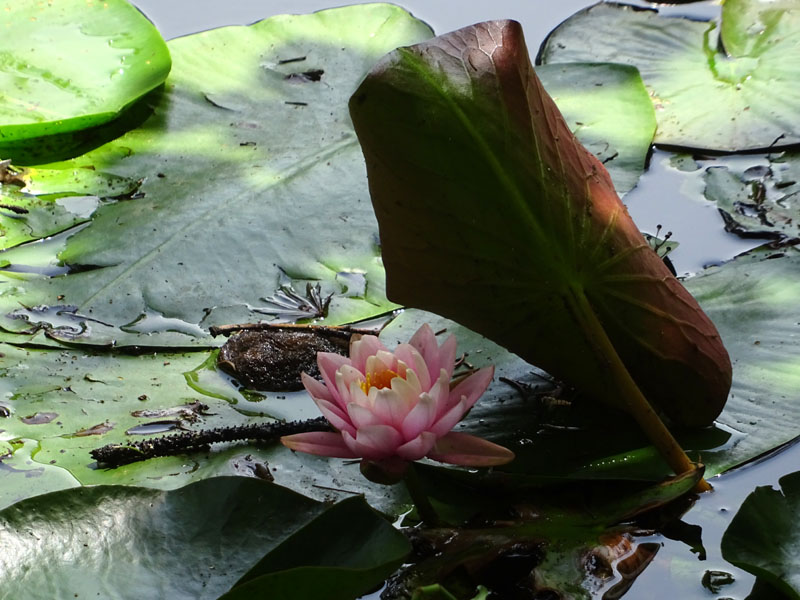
539;1;800;151
0;477;408;600
0;4;435;347
0;0;171;152
721;470;800;600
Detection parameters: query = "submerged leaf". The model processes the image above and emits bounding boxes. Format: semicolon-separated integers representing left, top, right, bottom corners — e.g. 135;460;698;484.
349;20;731;426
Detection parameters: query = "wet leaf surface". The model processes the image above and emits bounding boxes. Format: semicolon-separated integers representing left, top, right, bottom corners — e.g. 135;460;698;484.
0;4;431;347
0;477;350;599
221;495;411;599
704;152;800;242
0;0;171;154
539;1;800;151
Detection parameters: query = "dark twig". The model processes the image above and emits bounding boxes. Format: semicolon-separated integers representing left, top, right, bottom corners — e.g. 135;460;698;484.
209;321;375;338
90;417;332;468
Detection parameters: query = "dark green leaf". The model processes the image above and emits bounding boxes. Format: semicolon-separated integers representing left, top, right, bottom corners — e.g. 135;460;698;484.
349;20;731;427
722;470;800;600
0;477;327;599
222;495;411;600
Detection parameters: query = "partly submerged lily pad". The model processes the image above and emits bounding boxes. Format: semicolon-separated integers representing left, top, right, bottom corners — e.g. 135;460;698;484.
539;1;800;151
704;152;800;242
721;470;800;600
0;0;171;152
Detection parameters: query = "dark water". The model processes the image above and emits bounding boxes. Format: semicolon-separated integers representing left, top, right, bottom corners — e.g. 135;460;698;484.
129;1;793;598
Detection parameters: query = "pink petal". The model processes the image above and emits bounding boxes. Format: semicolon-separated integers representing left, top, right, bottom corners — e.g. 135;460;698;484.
347;379;372;410
347;402;382;429
350;335;386;372
314;397;356;436
344;424;403;460
317;353;351;403
429;369;453;419
437;334;458;380
427;432;515;466
429;397;469;437
372;387;414;429
281;432;358;458
448;365;494;413
394;345;431;391
301;372;334;403
400;393;437;440
396;431;437;460
334;365;365;411
409;323;440;374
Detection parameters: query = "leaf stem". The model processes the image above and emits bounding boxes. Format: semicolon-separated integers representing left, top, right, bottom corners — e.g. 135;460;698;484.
404;462;441;527
569;287;711;492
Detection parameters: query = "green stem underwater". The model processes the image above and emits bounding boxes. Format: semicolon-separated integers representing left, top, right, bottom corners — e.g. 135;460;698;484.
569;287;712;492
404;463;441;527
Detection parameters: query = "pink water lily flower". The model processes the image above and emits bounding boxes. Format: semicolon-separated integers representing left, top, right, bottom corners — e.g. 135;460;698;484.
281;323;514;469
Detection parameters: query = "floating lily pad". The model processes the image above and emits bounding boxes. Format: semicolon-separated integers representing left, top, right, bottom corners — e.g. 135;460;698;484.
0;0;171;152
537;62;656;194
222;495;410;599
0;477;407;600
0;3;434;347
722;470;800;600
704;152;800;242
539;1;800;150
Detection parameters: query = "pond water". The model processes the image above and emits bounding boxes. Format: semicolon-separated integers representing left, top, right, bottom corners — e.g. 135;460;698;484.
129;1;795;598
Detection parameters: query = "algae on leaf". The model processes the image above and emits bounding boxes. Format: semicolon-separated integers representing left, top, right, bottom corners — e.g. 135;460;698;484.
540;1;800;151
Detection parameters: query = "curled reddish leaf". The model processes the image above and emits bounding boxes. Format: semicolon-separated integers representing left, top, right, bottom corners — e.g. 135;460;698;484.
349;21;731;427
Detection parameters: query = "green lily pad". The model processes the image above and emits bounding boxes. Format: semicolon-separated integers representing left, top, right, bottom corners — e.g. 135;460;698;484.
539;1;800;151
721;470;800;600
0;476;405;599
703;152;800;242
0;0;171;152
222;495;410;599
537;62;656;194
0;3;434;347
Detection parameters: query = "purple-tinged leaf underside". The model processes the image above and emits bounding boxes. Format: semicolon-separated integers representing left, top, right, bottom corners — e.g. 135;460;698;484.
349;20;731;426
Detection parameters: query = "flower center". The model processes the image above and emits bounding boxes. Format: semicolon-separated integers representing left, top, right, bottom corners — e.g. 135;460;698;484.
361;369;399;393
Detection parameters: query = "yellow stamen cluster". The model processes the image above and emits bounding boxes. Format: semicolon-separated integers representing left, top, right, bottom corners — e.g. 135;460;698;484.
360;369;399;394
